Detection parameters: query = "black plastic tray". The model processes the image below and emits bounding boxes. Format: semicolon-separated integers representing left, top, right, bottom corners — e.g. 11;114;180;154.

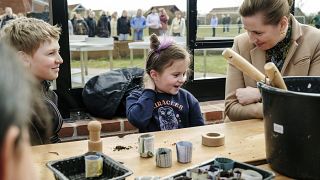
47;152;132;180
162;157;275;180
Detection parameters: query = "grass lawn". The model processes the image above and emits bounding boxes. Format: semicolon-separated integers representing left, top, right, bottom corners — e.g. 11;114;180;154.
70;25;237;76
71;54;228;75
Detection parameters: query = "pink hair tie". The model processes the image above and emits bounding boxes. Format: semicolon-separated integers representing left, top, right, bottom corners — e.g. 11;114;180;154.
155;36;175;53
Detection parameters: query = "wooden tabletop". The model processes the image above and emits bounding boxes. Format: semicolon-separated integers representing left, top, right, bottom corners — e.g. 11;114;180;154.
32;119;267;179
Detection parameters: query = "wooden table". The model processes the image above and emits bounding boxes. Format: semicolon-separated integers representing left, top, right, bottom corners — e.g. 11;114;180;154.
32;119;271;179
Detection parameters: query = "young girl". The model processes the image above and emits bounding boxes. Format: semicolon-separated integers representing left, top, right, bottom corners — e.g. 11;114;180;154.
126;34;204;132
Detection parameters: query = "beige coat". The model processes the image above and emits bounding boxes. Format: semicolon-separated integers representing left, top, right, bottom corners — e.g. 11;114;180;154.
225;15;320;121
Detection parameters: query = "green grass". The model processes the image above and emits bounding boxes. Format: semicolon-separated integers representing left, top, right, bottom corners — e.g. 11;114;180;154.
196;25;245;39
71;54;227;75
71;25;238;76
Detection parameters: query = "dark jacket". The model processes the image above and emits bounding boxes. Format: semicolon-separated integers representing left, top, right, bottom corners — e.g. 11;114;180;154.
126;88;204;132
73;19;89;35
29;81;63;145
117;16;131;35
97;14;111;37
85;17;97;37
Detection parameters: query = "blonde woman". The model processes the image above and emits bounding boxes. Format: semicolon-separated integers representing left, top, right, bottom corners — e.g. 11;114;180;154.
110;11;118;38
170;11;185;37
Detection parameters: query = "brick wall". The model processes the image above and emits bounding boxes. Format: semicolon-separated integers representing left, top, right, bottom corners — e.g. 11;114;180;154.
59;100;225;142
0;0;32;15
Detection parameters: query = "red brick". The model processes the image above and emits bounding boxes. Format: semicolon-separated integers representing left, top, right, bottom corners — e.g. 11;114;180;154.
124;120;137;131
101;120;121;132
58;123;74;138
1;0;32;15
204;111;223;121
76;121;90;136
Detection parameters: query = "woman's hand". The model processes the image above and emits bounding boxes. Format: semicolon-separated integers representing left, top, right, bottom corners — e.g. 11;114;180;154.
144;74;155;90
235;86;261;105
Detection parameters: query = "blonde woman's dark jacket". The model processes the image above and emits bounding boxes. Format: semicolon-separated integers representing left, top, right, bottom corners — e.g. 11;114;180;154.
225;15;320;121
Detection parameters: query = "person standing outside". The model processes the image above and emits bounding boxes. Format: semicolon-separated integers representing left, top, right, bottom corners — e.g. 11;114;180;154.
236;16;242;33
130;9;146;41
170;11;186;37
0;7;17;29
86;11;97;37
146;7;161;36
110;12;118;39
117;10;131;41
210;14;218;37
97;11;111;38
159;8;169;36
225;14;231;32
312;11;320;29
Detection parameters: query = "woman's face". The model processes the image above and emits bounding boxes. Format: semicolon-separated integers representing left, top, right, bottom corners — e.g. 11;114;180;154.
242;13;286;50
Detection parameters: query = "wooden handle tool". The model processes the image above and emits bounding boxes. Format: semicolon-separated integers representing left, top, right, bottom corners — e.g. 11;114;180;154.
264;62;287;90
88;120;102;152
222;48;266;82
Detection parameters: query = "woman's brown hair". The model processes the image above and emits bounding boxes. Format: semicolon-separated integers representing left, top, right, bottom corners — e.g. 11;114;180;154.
239;0;293;25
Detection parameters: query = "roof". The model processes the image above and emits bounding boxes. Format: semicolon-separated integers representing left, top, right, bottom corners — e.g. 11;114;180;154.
209;7;239;15
68;4;86;12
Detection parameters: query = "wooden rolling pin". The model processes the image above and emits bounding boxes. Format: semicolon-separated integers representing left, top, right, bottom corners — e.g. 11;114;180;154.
222;48;265;82
264;62;287;90
222;48;287;90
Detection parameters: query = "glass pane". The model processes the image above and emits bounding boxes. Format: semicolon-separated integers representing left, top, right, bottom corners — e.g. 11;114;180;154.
295;0;319;26
194;48;228;79
196;0;243;40
67;0;187;88
0;0;54;87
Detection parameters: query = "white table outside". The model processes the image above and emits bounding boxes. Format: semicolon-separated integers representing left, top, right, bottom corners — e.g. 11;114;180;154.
70;39;113;86
128;37;186;67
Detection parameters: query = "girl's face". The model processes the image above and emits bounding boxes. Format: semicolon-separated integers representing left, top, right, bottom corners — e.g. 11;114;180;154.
151;59;188;95
242;13;287;50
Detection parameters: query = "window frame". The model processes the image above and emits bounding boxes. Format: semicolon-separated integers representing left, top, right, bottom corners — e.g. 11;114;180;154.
51;0;294;118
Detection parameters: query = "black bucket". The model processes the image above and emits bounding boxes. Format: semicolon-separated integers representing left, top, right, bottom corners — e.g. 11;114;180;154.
258;76;320;179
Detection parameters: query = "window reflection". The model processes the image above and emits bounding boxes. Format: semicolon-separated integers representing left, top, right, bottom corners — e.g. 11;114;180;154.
0;0;55;86
67;0;187;88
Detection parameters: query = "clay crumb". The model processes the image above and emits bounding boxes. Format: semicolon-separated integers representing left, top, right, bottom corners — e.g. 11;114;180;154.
113;145;133;151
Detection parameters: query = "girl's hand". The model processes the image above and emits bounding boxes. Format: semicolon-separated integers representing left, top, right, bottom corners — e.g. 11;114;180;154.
144;74;155;90
235;86;261;105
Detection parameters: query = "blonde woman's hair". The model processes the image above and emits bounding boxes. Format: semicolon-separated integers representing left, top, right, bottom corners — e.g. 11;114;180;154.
0;17;61;56
239;0;293;25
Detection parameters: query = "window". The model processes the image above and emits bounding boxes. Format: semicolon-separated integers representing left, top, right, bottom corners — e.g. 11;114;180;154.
51;0;234;118
51;0;306;119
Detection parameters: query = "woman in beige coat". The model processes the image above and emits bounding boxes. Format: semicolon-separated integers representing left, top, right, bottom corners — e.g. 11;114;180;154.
225;0;320;121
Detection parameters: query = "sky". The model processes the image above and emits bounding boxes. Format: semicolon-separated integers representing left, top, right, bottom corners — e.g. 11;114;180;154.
68;0;319;15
